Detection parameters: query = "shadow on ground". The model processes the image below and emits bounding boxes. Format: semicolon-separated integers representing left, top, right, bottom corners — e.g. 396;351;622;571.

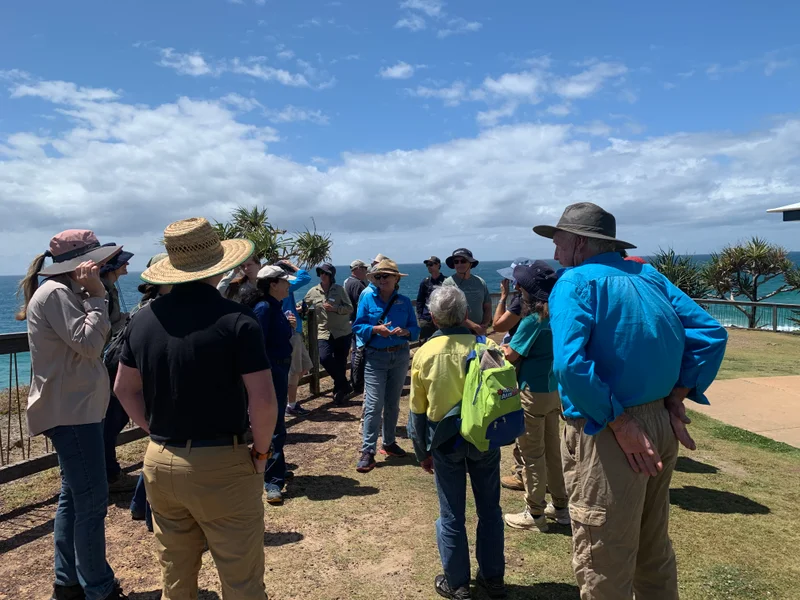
285;432;337;445
502;582;580;599
670;486;770;514
129;591;220;600
289;474;378;501
675;456;720;474
264;530;303;547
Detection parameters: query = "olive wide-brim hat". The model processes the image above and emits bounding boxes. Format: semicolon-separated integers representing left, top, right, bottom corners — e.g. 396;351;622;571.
533;202;636;250
368;259;408;279
141;217;254;285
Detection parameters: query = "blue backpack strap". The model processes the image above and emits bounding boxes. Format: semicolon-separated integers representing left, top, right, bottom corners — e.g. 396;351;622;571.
475;334;487;344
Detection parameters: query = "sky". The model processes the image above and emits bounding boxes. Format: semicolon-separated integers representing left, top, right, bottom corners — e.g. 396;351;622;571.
1;0;799;274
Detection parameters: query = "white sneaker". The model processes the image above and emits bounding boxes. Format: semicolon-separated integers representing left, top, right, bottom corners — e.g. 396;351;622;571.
504;508;549;532
544;502;571;525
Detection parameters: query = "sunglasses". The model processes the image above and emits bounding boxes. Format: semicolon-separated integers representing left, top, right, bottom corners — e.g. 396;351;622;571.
452;258;470;265
373;274;395;280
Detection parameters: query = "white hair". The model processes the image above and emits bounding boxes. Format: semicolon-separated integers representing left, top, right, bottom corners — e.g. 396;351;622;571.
428;286;468;328
585;236;619;254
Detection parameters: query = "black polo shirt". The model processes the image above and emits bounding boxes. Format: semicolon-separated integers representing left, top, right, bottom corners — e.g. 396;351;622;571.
120;281;271;441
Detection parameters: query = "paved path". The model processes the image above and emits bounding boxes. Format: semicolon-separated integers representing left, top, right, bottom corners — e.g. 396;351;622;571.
697;376;800;448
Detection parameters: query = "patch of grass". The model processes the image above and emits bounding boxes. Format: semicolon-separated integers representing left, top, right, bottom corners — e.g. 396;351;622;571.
716;329;800;380
701;565;778;600
688;410;800;455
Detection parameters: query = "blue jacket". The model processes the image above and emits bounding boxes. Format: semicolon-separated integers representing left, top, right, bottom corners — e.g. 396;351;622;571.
549;252;728;435
281;269;311;334
352;284;420;349
253;295;294;366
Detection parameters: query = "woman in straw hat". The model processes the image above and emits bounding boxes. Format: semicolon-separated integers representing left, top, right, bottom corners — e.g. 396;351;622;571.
352;259;420;472
17;230;128;600
114;217;278;600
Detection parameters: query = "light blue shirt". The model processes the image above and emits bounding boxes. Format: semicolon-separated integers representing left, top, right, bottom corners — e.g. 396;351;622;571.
352;283;420;349
549;252;728;435
281;269;311;334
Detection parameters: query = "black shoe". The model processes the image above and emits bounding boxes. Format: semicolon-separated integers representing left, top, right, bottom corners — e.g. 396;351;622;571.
333;390;347;405
379;442;407;458
476;572;507;599
101;580;128;600
435;575;471;600
285;470;295;481
356;451;376;473
52;584;85;600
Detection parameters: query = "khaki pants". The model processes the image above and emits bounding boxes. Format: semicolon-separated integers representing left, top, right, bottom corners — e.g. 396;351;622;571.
143;441;267;600
516;390;568;514
562;400;679;600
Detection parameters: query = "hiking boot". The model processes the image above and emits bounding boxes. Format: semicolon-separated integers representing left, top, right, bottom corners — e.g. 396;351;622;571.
379;442;407;458
101;580;128;600
52;583;85;600
356;451;376;473
475;572;507;599
130;507;146;521
107;472;138;493
434;575;471;599
500;474;524;491
333;390;348;405
544;502;571;525
286;403;311;416
504;508;549;532
265;483;283;504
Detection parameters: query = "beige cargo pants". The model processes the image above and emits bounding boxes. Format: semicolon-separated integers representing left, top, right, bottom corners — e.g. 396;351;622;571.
562;400;679;600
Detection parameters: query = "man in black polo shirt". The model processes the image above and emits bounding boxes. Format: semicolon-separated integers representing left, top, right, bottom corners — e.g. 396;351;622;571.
115;217;278;600
416;256;446;343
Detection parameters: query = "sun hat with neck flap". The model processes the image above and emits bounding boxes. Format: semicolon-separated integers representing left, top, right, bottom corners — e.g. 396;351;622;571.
141;217;254;285
38;230;124;277
533;202;636;250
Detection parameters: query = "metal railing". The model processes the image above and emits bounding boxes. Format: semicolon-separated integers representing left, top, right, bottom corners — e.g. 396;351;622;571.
691;299;800;332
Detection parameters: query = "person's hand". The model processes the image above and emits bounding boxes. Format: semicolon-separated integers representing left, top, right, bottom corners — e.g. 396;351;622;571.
282;260;299;273
420;456;434;474
373;323;393;338
75;261;105;298
608;414;663;477
665;388;696;451
287;314;297;329
471;323;487;336
500;279;510;299
393;328;411;338
323;302;336;312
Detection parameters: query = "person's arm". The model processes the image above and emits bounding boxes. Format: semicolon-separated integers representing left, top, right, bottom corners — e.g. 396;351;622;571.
407;353;432;465
217;269;236;297
243;370;278;471
397;297;421;341
351;293;375;344
416;279;427;321
336;287;353;316
289;269;311;292
253;301;272;341
43;286;110;359
493;311;521;334
114;363;149;434
481;281;492;329
549;279;624;434
503;316;541;363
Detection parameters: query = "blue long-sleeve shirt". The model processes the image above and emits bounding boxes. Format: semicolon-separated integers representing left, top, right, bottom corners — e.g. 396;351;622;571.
352;284;420;349
281;269;311;334
253;295;294;365
549;252;728;435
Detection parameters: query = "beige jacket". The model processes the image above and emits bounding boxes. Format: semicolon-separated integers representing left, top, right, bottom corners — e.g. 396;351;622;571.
25;277;111;436
304;283;353;340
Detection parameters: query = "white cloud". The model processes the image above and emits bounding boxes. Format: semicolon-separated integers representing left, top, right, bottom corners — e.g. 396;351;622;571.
575;121;611;136
299;17;322;28
706;51;796;80
662;81;677;90
400;0;444;18
764;58;794;76
276;47;295;60
482;71;544;99
477;103;518;127
553;61;628;99
221;93;263;112
545;103;571;116
158;48;217;76
678;70;695;79
4;73;800;273
437;18;482;38
379;62;415;80
619;89;638;104
407;81;467;106
230;59;310;87
266;105;329;125
395;14;426;31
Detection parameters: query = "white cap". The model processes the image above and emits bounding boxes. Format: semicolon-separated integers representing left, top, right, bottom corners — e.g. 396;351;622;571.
257;265;297;281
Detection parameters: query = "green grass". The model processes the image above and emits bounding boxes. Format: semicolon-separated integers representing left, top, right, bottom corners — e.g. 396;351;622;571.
688;410;800;455
716;329;800;380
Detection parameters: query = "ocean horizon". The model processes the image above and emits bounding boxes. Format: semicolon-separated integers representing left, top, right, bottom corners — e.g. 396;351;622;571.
2;254;800;385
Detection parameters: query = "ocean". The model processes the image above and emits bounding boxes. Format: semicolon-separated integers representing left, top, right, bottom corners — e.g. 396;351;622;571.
2;255;800;385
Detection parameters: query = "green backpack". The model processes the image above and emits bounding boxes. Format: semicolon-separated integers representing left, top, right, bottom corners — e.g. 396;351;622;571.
460;336;525;452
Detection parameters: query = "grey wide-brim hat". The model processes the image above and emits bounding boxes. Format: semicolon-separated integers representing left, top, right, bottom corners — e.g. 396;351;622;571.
533;202;636;250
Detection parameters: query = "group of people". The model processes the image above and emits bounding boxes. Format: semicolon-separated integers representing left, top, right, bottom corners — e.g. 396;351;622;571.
17;202;728;600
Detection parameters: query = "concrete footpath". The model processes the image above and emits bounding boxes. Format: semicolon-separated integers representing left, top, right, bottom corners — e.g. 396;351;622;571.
696;376;800;448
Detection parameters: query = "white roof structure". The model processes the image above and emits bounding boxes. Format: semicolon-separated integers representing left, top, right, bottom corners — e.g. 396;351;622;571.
767;202;800;221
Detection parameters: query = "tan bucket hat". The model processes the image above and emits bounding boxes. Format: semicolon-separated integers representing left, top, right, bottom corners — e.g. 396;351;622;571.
368;259;408;279
141;217;254;285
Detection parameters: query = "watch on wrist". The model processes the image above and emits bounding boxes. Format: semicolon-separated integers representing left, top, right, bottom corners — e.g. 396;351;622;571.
250;446;272;460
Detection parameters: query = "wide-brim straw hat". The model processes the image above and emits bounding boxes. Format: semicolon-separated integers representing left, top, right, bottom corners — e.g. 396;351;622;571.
368;259;408;279
533;202;636;250
141;217;254;285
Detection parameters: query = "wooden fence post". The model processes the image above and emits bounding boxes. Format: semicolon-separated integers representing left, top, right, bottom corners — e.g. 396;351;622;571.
307;310;320;396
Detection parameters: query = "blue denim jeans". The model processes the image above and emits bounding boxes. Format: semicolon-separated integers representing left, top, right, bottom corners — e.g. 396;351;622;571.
130;473;153;531
361;346;410;454
264;363;289;489
46;422;116;600
103;395;130;481
432;441;505;590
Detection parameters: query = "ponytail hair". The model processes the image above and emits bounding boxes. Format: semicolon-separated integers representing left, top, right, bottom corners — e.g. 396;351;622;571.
15;253;48;321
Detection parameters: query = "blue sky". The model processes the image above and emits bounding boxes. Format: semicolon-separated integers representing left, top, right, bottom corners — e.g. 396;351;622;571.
1;0;799;273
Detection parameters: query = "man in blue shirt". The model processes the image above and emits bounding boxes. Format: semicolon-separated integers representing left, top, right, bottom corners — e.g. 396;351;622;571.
276;260;312;416
534;202;727;600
